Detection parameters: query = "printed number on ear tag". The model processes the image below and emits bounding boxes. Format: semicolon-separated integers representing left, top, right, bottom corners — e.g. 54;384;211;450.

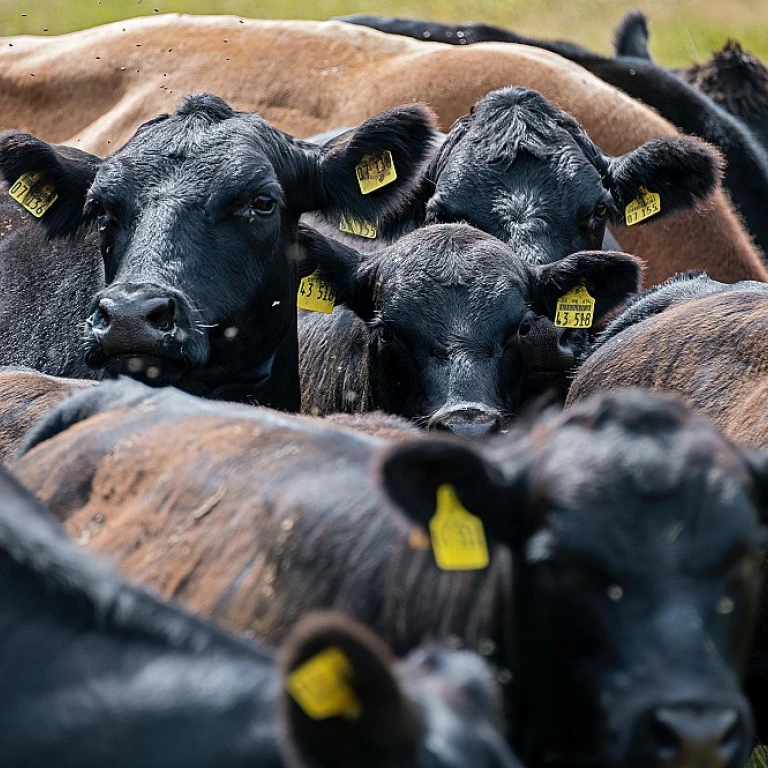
297;271;336;313
625;187;661;226
356;150;397;195
339;212;377;239
287;647;362;721
429;484;490;571
554;285;595;329
8;172;58;218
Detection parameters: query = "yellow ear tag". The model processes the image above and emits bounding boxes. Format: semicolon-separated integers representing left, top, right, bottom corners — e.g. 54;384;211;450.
339;212;377;239
287;647;362;721
625;187;661;226
8;172;58;218
297;271;336;314
554;285;595;329
355;150;397;195
429;484;490;571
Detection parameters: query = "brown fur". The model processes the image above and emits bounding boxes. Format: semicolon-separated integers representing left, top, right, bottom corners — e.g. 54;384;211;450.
0;370;95;464
566;289;768;447
0;15;764;287
11;390;512;660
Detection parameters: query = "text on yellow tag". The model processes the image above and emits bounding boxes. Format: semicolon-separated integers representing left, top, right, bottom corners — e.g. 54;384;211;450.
8;172;58;218
297;271;336;314
339;212;377;239
429;484;490;571
355;150;397;195
625;187;661;226
554;285;595;329
287;647;362;720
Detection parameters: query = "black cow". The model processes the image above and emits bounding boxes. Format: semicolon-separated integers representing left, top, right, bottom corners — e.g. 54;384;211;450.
337;16;768;256
309;87;720;266
14;380;768;768
0;466;518;768
0;93;436;408
298;223;641;433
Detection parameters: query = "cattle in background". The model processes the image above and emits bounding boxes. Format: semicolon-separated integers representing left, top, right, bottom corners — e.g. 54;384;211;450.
298;223;641;431
11;381;768;765
0;94;436;407
0;465;518;768
309;87;721;269
337;14;768;258
1;16;764;287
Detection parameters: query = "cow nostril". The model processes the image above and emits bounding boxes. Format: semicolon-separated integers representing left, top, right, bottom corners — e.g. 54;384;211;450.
145;299;176;332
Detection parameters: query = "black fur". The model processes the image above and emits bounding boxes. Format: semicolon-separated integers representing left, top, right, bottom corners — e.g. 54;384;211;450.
613;10;650;59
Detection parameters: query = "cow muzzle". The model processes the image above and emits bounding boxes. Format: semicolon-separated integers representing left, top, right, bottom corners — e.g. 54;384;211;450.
85;284;208;380
427;404;504;438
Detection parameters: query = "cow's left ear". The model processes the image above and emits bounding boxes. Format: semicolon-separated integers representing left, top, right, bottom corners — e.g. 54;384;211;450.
310;104;438;222
295;225;377;319
378;438;529;550
534;250;642;325
278;612;421;768
605;136;723;219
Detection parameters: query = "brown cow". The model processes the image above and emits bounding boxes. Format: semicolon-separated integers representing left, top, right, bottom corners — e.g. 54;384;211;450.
0;15;764;286
566;285;768;448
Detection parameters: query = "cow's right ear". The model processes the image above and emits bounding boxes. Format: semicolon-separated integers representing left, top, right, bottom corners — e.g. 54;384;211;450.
296;225;377;320
0;131;101;239
278;612;421;768
378;438;529;551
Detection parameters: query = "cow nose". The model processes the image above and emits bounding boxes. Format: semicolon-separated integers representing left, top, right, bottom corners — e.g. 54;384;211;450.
649;707;742;768
428;408;503;438
96;296;177;333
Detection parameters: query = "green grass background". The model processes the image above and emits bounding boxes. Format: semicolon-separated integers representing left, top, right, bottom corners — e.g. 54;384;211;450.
1;0;767;67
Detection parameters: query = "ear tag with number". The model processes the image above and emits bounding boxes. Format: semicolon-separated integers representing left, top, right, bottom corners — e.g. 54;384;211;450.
9;172;58;218
355;150;397;195
339;212;377;239
297;271;336;313
287;647;362;721
625;187;661;226
429;484;490;571
554;285;595;329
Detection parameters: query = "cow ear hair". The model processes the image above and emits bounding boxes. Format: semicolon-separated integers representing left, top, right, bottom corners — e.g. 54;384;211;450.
313;104;438;223
534;250;642;326
278;611;421;768
378;438;528;549
604;136;723;219
295;225;376;319
0;131;101;239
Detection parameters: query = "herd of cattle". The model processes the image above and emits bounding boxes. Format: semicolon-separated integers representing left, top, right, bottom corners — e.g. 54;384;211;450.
3;8;768;768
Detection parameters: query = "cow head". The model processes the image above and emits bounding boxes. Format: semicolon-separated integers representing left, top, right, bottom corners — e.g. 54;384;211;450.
278;612;519;768
386;87;721;264
379;389;767;768
0;94;437;406
300;223;640;435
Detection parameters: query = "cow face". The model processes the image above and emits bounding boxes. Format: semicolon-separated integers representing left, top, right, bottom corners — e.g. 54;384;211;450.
302;223;640;436
279;612;519;768
379;389;767;768
411;88;721;264
0;94;436;405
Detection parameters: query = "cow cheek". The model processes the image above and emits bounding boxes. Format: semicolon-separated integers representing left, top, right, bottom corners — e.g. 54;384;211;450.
370;344;434;420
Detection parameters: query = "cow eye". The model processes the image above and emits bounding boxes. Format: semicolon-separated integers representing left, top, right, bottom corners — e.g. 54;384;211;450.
247;194;276;217
593;203;608;219
518;318;532;337
97;214;112;233
378;325;394;343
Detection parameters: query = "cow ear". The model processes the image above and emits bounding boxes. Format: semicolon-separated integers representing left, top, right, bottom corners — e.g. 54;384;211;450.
296;225;377;319
0;131;101;239
605;136;723;219
313;104;438;222
738;447;768;527
378;438;528;550
278;612;421;768
534;251;642;325
613;9;651;59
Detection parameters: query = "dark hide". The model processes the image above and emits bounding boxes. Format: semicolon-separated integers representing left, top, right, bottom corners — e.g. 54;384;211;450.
0;93;437;408
298;223;641;433
0;465;517;768
13;382;767;768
